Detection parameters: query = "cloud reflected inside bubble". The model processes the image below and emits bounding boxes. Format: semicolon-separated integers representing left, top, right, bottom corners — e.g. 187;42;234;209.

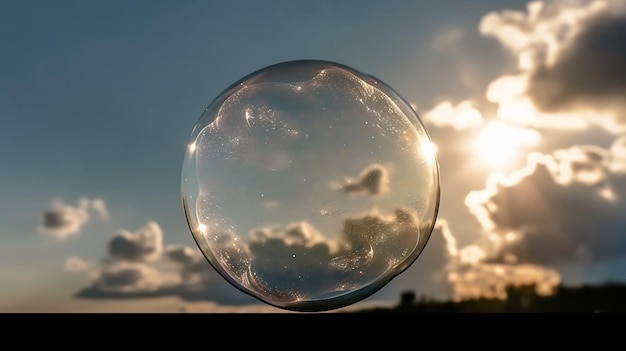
194;164;427;310
182;60;440;311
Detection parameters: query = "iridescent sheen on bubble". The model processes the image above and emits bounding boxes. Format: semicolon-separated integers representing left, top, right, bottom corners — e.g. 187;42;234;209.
181;60;440;312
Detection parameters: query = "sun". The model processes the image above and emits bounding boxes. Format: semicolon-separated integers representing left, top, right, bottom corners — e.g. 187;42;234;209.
476;122;517;167
475;121;540;169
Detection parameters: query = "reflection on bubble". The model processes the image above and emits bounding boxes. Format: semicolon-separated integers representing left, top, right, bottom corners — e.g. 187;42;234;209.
181;60;440;312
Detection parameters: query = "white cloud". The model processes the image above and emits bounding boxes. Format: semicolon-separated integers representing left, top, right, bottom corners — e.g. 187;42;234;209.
422;100;484;130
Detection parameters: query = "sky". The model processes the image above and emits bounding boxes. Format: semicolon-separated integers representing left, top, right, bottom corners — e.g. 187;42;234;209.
2;0;626;313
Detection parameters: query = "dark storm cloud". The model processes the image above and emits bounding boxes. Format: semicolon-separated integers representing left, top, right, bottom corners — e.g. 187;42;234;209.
527;13;626;114
465;138;626;266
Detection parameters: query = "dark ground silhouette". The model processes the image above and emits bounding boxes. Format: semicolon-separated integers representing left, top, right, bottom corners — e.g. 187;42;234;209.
352;283;626;312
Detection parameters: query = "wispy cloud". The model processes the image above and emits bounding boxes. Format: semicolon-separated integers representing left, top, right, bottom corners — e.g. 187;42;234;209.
64;257;91;272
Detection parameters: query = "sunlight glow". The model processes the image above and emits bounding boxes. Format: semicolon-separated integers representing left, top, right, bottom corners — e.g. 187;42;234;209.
475;121;540;169
188;142;197;155
197;223;207;234
420;140;438;161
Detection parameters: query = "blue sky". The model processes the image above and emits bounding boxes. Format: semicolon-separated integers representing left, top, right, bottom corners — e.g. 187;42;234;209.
2;0;626;312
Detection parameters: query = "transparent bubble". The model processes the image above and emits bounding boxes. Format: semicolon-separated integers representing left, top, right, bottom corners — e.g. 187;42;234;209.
181;60;440;312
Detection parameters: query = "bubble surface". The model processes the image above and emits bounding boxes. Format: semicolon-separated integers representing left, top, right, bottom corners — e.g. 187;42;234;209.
181;60;440;312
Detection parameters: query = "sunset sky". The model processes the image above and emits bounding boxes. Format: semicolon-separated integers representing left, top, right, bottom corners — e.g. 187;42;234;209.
2;0;626;313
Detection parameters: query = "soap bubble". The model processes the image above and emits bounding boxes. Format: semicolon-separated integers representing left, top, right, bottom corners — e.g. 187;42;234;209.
181;60;439;312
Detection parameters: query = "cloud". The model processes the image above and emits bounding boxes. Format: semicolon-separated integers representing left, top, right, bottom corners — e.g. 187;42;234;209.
38;198;109;239
74;202;429;310
610;135;626;173
165;245;200;265
430;28;465;52
176;160;439;309
528;14;626;113
447;261;561;300
79;262;183;297
64;257;90;272
435;219;561;300
422;100;484;130
196;205;425;307
244;222;340;300
74;221;259;305
465;136;626;266
91;199;109;221
334;207;423;274
401;2;626;299
480;0;626;131
108;221;163;262
70;161;431;309
164;245;215;281
332;163;390;196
